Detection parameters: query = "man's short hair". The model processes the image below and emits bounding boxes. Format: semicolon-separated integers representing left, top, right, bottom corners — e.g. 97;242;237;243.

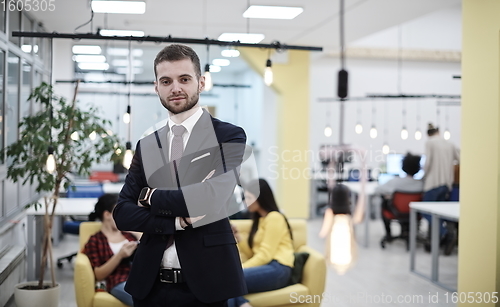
402;153;421;176
427;123;439;136
154;44;201;79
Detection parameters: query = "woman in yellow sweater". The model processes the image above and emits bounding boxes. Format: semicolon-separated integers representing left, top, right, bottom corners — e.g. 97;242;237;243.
229;179;295;307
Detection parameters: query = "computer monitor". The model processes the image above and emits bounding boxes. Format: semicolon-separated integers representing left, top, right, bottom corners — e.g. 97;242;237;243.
385;153;426;180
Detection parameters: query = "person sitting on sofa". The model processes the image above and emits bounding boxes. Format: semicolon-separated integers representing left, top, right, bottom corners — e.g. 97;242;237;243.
84;194;141;307
229;179;295;307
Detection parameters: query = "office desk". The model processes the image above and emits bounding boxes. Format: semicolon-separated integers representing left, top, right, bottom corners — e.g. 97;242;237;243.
343;181;378;248
409;202;459;292
26;198;97;281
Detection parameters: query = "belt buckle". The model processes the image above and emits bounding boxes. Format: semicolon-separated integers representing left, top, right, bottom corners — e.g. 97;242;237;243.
160;269;178;283
172;270;178;283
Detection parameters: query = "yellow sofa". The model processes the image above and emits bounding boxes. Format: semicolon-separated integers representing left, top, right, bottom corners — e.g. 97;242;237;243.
74;222;129;307
231;219;326;307
75;220;326;307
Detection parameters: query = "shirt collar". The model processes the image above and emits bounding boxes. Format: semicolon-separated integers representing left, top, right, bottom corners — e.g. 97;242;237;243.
168;107;203;136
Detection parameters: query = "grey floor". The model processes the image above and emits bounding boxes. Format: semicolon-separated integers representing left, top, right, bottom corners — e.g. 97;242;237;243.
12;217;458;307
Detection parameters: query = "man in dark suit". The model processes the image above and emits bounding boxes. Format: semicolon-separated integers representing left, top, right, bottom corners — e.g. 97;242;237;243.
114;44;248;307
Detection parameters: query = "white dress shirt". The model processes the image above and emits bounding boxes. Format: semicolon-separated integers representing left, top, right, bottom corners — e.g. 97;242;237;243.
423;135;460;192
157;107;204;269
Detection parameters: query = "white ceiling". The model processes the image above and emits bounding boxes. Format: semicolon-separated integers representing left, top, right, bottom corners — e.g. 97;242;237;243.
31;0;461;52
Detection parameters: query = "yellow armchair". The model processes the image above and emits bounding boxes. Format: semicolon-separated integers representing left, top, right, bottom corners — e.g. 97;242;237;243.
231;219;327;307
74;222;129;307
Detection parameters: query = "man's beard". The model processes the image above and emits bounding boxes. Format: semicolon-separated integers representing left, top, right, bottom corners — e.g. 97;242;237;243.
160;92;199;115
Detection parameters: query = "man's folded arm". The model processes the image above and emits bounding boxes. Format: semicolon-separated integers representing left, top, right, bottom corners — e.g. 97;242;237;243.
114;141;176;235
150;128;247;219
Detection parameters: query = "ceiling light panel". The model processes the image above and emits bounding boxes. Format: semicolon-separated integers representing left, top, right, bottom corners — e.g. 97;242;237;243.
72;45;102;54
243;5;303;19
107;48;144;57
116;67;144;75
112;59;143;67
78;63;109;70
209;65;221;73
218;33;265;44
73;55;106;63
221;49;240;57
91;1;146;14
212;59;230;66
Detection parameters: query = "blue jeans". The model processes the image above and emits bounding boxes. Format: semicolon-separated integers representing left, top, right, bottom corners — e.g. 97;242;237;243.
111;281;134;306
422;185;449;237
228;260;292;307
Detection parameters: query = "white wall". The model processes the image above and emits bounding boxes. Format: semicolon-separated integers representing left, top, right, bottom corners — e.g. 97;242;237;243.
309;6;462;174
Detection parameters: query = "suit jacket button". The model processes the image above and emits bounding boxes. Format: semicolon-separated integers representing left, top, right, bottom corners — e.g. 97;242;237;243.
167;210;172;215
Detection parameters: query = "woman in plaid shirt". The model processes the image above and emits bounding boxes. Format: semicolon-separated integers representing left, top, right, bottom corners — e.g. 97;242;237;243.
84;194;141;306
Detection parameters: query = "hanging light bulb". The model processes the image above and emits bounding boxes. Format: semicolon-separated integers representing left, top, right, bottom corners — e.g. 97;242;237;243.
444;130;451;140
328;214;355;275
46;146;56;174
204;64;213;92
355;123;363;134
382;143;390;154
264;59;273;86
370;126;377;139
89;131;97;140
326;184;356;275
115;148;122;155
123;141;133;169
70;131;79;141
401;127;408;140
123;105;131;124
415;129;422;140
324;125;332;137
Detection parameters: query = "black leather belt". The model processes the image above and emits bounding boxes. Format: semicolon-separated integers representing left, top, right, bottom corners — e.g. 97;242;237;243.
159;268;185;283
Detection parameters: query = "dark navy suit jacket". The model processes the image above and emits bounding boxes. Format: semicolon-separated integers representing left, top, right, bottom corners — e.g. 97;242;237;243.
114;110;248;303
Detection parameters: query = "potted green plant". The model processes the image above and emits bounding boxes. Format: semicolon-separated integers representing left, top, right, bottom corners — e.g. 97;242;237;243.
5;82;121;307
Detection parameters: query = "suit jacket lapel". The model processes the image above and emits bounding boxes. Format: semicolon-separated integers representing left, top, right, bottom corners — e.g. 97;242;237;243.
178;110;219;181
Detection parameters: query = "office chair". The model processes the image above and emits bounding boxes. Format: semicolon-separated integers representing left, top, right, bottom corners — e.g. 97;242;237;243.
380;191;423;250
56;183;104;268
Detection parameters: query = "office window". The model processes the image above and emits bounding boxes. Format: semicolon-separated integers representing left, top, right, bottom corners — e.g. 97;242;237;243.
22;14;33;53
4;179;17;215
0;51;4;164
6;52;19;152
0;7;5;33
19;61;31;204
8;10;21;46
34;23;42;60
43;38;50;68
0;180;3;219
21;61;31;119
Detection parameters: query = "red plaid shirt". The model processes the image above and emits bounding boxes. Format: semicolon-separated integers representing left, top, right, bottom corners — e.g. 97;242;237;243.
83;231;137;291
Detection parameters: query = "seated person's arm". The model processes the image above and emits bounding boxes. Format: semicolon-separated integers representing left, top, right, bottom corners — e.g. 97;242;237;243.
84;236;138;281
242;212;287;269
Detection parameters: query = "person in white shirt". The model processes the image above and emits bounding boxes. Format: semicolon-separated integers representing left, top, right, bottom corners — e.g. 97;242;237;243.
375;153;423;241
422;123;460;254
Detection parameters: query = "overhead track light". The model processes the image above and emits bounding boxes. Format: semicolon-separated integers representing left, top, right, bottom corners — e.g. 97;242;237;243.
13;32;323;52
